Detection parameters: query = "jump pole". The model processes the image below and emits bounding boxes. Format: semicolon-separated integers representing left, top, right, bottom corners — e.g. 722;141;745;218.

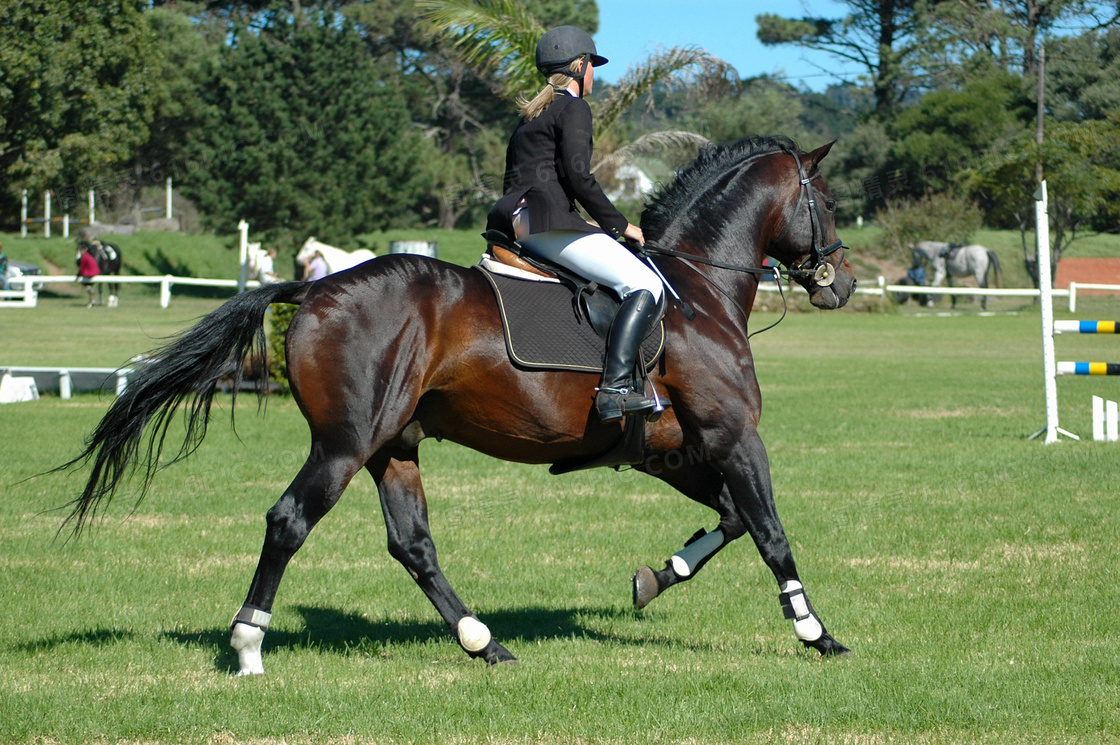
1053;321;1119;334
237;220;249;293
21;190;28;238
1033;180;1078;443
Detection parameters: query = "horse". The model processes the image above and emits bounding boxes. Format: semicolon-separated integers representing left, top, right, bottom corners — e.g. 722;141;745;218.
295;237;375;276
911;241;1002;310
246;242;281;285
76;239;123;307
59;135;857;675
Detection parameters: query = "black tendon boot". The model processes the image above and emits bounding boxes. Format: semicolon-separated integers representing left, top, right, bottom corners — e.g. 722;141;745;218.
595;290;660;423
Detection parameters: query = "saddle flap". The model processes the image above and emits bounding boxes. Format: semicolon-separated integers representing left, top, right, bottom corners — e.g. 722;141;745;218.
482;230;554;279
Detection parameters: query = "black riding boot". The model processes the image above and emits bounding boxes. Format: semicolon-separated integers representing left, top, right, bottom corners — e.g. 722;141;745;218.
595;290;661;423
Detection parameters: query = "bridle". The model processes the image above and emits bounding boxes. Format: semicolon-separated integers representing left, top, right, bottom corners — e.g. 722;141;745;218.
771;154;846;288
640;151;847;289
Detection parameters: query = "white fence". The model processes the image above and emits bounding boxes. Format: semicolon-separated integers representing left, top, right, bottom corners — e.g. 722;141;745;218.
1;275;261;309
0;366;134;399
3;267;1118;311
756;278;1120;307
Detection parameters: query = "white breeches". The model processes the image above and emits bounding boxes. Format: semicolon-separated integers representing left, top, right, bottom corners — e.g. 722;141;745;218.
521;231;664;301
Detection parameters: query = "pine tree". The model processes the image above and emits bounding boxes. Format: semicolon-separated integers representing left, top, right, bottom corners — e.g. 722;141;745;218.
183;13;433;239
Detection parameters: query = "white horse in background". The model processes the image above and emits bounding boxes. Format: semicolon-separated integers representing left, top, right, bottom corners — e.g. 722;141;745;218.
296;237;375;276
246;242;281;285
911;241;1003;310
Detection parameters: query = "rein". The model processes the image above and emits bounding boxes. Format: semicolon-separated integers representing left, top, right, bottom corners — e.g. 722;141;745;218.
640;242;786;281
637;151;847;334
640;154;845;287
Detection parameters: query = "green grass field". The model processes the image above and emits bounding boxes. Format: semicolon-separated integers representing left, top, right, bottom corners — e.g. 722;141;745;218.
2;271;1119;743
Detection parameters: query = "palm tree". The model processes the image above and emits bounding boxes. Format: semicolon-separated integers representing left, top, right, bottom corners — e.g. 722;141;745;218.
417;0;735;180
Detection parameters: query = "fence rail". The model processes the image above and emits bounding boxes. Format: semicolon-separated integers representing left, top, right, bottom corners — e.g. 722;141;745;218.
4;272;1119;310
756;278;1120;308
1;275;261;308
0;365;134;399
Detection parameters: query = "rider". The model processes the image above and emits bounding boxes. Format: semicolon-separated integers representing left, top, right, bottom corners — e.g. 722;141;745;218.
487;26;665;423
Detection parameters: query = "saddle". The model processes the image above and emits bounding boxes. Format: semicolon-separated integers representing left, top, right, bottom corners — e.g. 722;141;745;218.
477;229;666;475
478;229;665;372
940;243;964;260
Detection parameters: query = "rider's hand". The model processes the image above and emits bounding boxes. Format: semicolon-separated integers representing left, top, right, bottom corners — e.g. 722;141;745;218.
623;223;645;247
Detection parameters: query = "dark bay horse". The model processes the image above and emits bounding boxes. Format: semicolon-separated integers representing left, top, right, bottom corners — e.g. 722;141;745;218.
61;135;857;675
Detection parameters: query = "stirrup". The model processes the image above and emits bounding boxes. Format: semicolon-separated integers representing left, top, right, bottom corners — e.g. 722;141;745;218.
595;386;658;423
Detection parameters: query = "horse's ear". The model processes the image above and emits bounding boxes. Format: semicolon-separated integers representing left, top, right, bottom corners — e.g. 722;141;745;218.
806;139;837;170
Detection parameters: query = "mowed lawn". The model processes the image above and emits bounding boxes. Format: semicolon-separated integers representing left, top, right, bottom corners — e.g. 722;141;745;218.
1;289;1118;744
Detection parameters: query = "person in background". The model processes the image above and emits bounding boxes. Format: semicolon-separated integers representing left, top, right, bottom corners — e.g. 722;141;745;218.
259;247;281;284
77;243;101;307
0;242;8;292
303;249;328;281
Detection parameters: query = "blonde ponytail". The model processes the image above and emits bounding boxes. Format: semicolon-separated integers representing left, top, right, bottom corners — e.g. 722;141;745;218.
517;59;585;120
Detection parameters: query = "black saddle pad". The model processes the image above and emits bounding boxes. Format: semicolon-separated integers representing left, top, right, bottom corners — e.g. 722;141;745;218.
476;267;664;374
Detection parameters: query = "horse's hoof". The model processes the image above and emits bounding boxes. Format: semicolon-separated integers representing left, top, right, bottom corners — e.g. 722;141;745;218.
803;633;851;657
471;639;517;666
633;565;660;610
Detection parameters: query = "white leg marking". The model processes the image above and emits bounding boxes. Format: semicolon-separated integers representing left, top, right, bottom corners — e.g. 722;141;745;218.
457;616;492;653
230;622;266;676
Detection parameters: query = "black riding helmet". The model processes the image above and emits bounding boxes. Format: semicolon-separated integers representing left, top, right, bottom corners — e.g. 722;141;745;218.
535;25;608;78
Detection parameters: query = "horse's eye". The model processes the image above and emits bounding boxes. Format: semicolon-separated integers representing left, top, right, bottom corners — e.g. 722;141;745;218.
825;200;837;212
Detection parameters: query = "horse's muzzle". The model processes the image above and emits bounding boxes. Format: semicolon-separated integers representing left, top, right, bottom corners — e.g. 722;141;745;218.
809;274;855;310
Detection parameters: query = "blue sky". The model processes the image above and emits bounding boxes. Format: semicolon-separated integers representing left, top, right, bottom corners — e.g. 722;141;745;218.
593;0;863;92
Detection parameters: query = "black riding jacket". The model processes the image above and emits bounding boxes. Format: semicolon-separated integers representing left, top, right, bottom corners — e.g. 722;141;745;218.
487;93;629;240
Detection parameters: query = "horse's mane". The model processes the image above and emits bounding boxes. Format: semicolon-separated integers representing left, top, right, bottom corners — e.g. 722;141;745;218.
641;134;800;241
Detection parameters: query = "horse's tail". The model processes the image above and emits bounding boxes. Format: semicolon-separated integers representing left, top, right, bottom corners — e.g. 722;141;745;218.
986;249;1003;288
55;281;311;536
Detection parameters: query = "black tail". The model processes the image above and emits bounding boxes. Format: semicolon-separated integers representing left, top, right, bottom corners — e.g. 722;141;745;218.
986;249;1003;288
56;281;310;536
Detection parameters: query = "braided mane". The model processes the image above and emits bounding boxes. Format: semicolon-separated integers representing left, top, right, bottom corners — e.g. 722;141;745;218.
641;134;800;241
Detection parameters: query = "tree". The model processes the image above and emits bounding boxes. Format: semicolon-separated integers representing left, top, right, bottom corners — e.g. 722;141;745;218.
756;0;929;119
419;0;732;187
889;68;1034;196
922;0;1109;77
1045;26;1120;121
756;0;1118;118
124;5;223;225
0;0;162;221
875;193;983;264
962;115;1120;286
342;0;518;228
182;13;433;240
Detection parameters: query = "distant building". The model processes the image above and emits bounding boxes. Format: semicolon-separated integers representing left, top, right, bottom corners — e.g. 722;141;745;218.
606;163;656;202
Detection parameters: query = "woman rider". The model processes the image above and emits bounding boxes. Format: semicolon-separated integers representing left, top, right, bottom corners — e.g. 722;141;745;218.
487;26;665;423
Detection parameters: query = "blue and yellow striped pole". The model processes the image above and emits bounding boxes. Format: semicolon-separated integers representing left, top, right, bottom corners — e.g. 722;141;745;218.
1053;320;1118;335
1056;361;1120;376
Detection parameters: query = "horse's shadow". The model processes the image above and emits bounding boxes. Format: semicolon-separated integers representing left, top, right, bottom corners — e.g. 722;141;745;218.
18;605;769;672
162;604;668;673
